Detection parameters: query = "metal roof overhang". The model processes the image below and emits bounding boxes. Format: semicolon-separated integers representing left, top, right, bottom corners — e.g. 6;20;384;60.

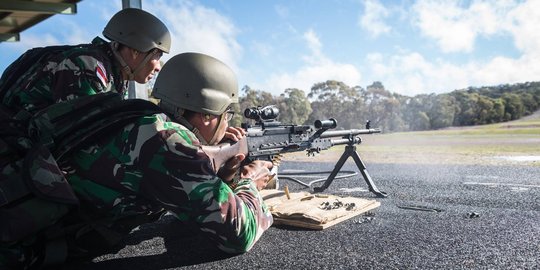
0;0;82;42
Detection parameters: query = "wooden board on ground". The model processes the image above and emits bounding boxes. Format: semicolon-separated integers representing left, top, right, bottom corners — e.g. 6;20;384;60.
260;189;381;230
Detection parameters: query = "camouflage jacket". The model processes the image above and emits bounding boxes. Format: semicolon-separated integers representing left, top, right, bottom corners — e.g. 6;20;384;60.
0;37;124;115
64;113;273;253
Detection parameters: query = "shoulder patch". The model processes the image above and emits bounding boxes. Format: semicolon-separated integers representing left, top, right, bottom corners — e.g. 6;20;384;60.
95;61;108;87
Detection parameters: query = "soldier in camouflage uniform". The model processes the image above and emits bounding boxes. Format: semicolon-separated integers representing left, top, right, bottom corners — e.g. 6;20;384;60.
0;52;274;269
65;52;274;255
0;8;171;115
1;8;174;269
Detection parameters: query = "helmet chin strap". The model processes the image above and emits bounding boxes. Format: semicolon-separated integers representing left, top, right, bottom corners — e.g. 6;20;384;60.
207;114;226;145
180;117;209;145
186;113;224;146
110;41;157;81
159;100;209;145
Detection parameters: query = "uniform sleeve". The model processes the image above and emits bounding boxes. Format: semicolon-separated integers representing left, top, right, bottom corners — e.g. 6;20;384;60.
138;122;273;253
50;53;115;102
1;46;119;114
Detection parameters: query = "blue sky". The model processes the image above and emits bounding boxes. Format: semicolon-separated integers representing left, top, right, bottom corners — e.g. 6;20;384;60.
1;0;538;97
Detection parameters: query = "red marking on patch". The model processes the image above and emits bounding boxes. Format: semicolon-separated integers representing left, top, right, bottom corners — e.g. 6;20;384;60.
95;61;108;86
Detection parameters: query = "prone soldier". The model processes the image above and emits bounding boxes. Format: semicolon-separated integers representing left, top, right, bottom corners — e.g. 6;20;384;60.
0;51;274;268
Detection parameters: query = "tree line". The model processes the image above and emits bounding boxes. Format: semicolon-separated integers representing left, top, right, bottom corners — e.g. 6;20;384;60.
231;80;540;132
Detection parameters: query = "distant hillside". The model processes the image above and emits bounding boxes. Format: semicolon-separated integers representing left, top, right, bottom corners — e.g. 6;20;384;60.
236;81;540;133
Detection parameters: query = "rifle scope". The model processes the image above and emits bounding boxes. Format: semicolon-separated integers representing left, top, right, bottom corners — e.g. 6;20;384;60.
244;106;279;121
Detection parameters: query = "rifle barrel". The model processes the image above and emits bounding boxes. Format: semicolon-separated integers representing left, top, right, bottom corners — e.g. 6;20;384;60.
330;136;362;146
319;128;381;138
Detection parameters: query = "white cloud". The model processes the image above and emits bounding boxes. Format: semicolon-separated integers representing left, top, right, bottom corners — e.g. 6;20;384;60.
366;52;444;95
412;0;508;53
366;48;539;96
264;63;361;94
361;0;540;96
359;0;391;38
506;0;540;56
302;29;323;63
259;29;361;94
474;54;540;85
146;1;242;72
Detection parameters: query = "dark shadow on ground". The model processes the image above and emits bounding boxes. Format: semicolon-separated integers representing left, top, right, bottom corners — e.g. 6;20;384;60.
61;215;237;270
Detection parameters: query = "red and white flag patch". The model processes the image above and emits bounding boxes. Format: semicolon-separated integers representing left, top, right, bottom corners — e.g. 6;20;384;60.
95;61;108;86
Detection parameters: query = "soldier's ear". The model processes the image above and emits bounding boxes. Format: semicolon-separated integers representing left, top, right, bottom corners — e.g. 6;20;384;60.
130;48;140;59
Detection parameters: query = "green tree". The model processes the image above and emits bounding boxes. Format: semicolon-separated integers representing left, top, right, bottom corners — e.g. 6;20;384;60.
476;95;495;124
362;81;403;131
414;111;431;130
488;98;505;123
520;92;538;115
429;94;458;129
400;94;432;131
502;92;525;120
278;88;312;125
307;80;362;129
452;91;480;126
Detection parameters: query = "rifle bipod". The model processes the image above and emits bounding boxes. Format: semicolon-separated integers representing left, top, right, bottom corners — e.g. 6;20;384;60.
312;144;388;198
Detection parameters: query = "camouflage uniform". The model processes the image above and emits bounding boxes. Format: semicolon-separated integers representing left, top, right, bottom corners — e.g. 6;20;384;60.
0;37;124;115
0;37;127;269
67;112;273;249
0;110;273;268
0;37;132;269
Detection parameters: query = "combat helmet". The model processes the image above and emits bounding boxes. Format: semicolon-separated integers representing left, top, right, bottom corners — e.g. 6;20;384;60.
152;52;238;116
103;8;171;53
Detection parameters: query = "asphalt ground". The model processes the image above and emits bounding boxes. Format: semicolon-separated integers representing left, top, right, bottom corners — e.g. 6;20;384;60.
63;160;540;270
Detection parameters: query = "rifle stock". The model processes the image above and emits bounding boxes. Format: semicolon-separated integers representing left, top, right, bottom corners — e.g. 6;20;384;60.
201;137;248;173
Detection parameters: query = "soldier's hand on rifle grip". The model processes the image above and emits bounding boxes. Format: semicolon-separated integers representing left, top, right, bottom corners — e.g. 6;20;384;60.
241;160;273;191
217;154;246;182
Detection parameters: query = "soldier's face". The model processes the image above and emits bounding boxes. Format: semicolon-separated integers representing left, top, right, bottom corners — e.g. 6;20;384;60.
133;50;163;84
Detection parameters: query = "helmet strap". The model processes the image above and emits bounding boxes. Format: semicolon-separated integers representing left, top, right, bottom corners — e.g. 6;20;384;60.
159;100;208;144
130;49;159;79
179;116;208;145
207;113;226;145
110;41;134;80
110;42;158;81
